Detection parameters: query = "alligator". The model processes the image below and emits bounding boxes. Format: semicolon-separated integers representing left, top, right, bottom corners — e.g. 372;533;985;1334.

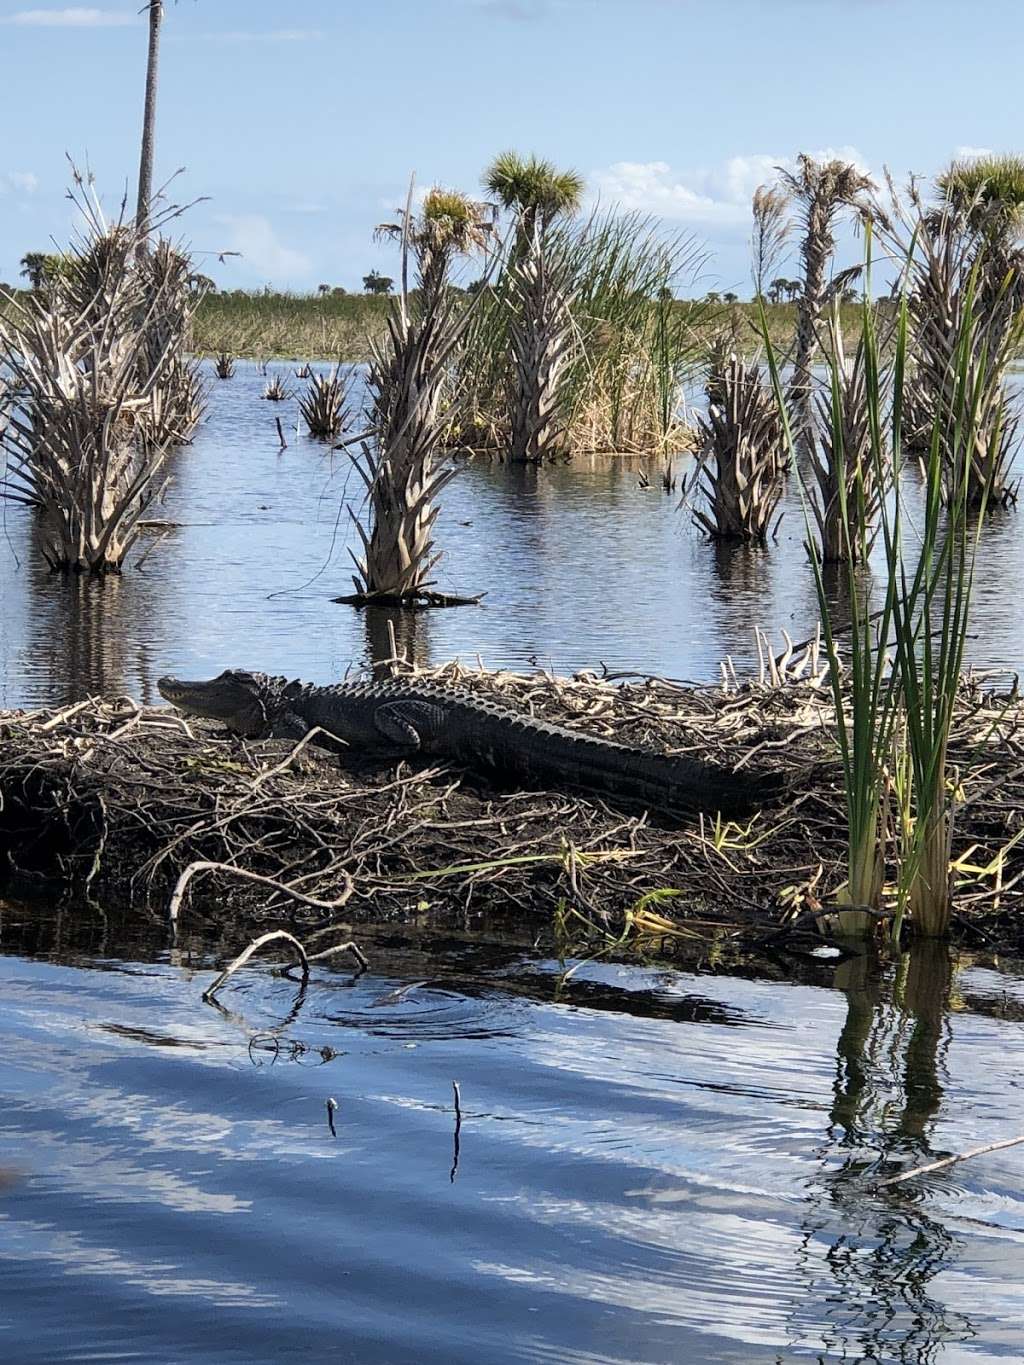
157;669;784;817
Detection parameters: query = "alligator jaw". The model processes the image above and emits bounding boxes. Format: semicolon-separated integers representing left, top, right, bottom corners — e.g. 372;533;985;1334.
157;670;275;735
157;675;227;715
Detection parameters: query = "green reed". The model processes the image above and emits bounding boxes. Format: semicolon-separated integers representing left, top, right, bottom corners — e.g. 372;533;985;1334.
763;219;1022;937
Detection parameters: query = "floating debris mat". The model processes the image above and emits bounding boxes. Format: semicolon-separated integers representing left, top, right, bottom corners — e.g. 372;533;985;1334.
0;660;1022;950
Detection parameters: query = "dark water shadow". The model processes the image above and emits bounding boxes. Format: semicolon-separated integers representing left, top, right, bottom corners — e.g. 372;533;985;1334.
363;605;432;677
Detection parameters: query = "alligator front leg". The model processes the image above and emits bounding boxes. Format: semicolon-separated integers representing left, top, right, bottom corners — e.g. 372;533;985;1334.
373;700;445;750
269;707;312;741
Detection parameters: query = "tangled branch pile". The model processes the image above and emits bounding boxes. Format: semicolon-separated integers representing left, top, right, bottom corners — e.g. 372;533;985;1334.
1;660;1023;947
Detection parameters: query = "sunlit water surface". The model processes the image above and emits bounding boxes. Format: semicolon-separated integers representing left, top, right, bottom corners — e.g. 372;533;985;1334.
0;910;1022;1362
3;360;1024;710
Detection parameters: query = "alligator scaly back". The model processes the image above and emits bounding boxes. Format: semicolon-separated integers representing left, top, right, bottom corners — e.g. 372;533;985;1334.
157;671;787;817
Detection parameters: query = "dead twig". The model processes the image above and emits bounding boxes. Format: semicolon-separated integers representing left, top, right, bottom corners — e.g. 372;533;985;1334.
879;1133;1024;1188
170;861;353;926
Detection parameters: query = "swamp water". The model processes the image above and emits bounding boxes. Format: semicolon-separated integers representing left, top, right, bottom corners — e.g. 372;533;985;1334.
0;908;1023;1362
4;360;1024;710
2;362;1024;1360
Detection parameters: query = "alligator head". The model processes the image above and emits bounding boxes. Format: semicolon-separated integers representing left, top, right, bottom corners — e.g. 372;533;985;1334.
157;669;289;736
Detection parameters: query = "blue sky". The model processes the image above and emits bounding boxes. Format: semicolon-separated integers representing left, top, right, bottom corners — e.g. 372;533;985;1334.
0;0;1017;294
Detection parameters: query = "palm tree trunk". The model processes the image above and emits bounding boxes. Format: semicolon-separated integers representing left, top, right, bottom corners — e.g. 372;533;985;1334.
789;208;829;453
135;1;164;247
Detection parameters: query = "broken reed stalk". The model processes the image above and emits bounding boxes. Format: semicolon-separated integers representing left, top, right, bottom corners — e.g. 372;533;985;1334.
169;859;354;925
685;345;786;541
879;1132;1024;1187
298;364;351;439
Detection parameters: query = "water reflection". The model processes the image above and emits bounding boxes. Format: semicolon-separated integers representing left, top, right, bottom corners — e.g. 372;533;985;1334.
792;945;972;1362
363;605;432;675
4;361;1024;707
13;552;166;706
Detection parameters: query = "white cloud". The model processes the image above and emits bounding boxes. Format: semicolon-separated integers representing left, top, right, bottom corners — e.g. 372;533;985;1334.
3;7;136;26
214;214;311;284
590;147;873;226
0;171;38;194
953;145;994;161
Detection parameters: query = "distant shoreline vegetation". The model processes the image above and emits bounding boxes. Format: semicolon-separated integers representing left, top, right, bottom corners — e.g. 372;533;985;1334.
179;289;867;363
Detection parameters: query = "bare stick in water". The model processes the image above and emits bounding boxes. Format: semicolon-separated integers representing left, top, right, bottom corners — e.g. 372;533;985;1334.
450;1080;463;1183
879;1133;1024;1187
326;1097;338;1138
203;929;310;1001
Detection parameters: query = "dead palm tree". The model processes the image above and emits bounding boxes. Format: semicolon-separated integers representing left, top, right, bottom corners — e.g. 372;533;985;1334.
136;1;164;249
774;155;875;451
347;186;491;603
685;343;786;541
884;176;1024;507
483;152;584;461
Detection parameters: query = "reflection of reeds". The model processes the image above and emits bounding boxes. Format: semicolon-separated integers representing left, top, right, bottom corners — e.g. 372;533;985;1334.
686;350;785;541
298;365;351;439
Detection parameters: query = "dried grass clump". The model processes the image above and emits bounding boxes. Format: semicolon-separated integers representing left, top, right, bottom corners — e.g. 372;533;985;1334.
686;347;786;541
298;364;352;439
262;374;291;401
0;197;197;572
887;179;1024;506
214;352;235;379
